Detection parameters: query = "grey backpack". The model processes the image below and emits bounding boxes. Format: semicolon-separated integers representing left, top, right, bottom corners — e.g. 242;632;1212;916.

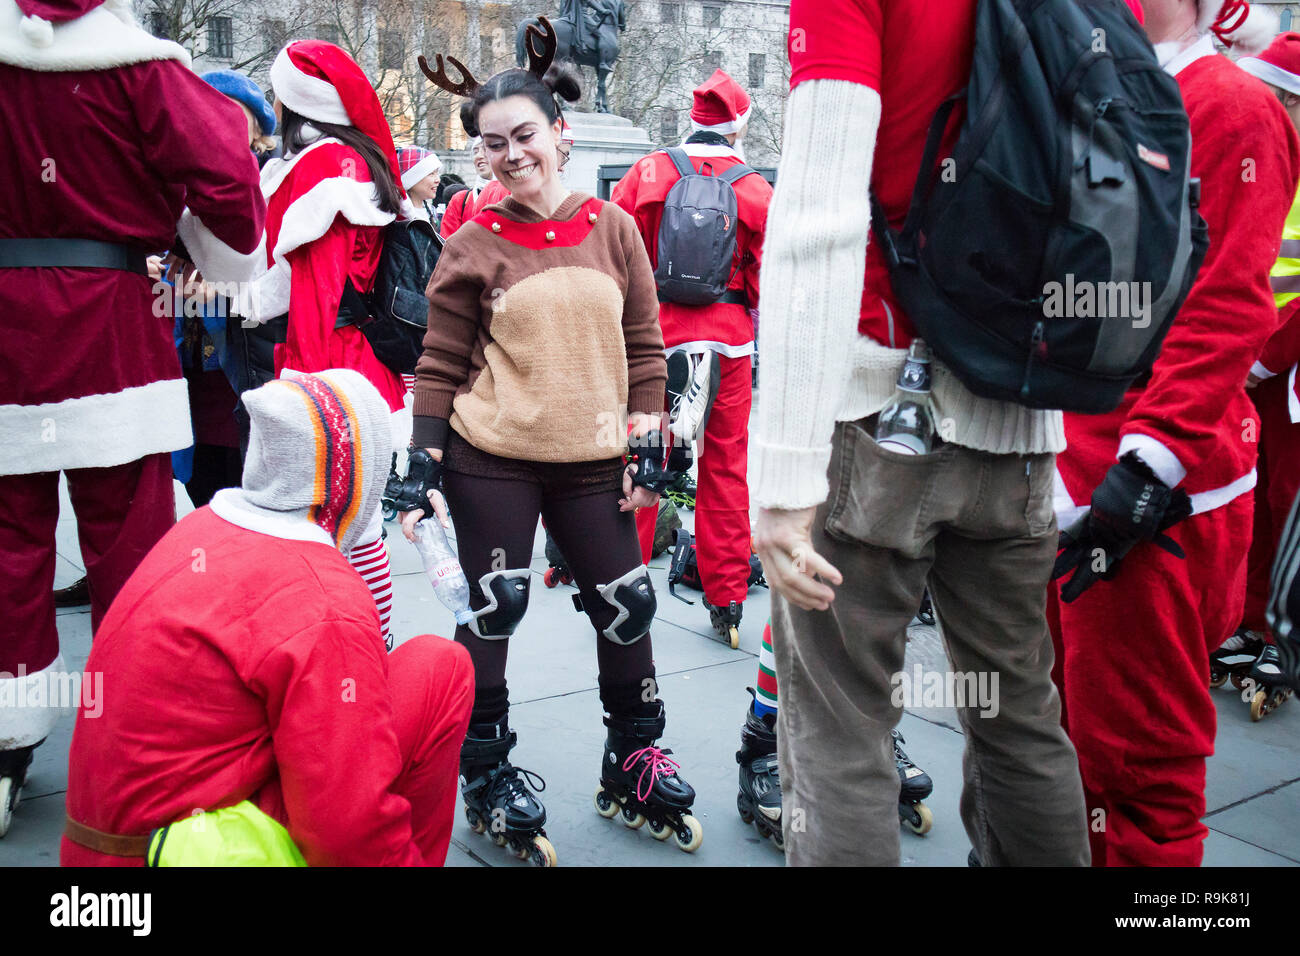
653;147;759;306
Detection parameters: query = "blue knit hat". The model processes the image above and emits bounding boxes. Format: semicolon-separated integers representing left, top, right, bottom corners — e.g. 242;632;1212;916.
201;69;276;136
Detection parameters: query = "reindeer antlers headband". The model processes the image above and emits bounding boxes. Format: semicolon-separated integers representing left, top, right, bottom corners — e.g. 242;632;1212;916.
419;15;558;97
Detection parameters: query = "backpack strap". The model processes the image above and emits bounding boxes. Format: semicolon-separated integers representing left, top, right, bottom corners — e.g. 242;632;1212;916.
719;162;760;186
662;147;698;180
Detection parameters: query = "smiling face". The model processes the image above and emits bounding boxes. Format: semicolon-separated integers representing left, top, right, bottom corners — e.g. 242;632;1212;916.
477;95;563;203
472;140;492;179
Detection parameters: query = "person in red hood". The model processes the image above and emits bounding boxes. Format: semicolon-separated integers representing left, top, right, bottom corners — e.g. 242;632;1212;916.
1049;0;1300;866
0;0;264;836
61;369;474;866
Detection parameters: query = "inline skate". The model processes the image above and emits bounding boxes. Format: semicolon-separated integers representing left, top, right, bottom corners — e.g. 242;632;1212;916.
663;473;697;511
894;729;934;835
736;689;782;850
542;532;573;588
0;741;39;838
1244;643;1293;722
460;721;555;866
704;598;742;649
594;700;702;852
912;589;936;627
1210;627;1265;689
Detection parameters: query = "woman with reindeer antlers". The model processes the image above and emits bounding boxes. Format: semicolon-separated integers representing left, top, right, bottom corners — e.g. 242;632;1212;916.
397;19;703;865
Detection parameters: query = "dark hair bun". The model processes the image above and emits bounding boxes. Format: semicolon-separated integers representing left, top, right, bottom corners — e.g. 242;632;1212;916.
459;101;479;138
544;62;582;104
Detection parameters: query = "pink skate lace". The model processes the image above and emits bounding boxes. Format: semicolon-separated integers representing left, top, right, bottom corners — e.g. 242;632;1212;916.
622;746;679;803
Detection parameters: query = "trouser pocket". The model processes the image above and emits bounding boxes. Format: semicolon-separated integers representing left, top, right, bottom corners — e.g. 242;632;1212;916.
823;418;948;557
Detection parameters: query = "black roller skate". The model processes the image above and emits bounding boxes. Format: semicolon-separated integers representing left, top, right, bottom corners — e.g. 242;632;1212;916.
1211;627;1265;690
542;532;573;589
594;700;702;852
460;721;555;867
0;740;39;838
704;598;742;649
912;588;936;627
736;689;782;851
894;729;934;836
1244;643;1293;722
380;451;403;522
663;473;697;511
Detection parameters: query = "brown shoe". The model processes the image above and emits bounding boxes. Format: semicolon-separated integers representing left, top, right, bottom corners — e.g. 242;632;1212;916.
53;576;89;608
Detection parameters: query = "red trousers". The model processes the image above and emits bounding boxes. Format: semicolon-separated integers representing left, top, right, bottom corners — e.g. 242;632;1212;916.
1049;495;1251;866
1243;374;1300;637
637;353;752;605
0;454;174;675
362;636;474;866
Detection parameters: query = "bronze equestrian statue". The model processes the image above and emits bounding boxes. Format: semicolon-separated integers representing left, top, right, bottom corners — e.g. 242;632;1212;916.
514;0;626;113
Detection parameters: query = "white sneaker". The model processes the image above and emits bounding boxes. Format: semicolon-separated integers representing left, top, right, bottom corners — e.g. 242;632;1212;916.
668;351;720;444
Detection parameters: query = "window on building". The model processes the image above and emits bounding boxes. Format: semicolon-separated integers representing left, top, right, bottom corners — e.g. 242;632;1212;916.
263;19;286;55
660;2;680;24
703;4;722;28
148;9;169;39
381;29;403;69
317;22;339;45
702;51;722;77
661;109;678;145
1283;8;1294;30
480;35;494;72
749;53;765;88
208;16;233;59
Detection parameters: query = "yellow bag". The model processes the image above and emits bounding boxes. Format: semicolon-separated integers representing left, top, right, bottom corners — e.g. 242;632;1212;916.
146;800;306;867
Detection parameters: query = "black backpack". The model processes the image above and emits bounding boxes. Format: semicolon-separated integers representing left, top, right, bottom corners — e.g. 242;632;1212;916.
653;147;760;306
339;217;442;376
872;0;1209;413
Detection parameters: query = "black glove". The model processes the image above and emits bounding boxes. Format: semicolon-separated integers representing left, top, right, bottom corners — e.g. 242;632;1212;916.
1052;451;1192;603
626;429;681;494
391;448;444;519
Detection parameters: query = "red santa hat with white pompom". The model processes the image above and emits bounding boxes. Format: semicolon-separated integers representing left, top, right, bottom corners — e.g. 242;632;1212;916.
270;39;406;197
691;69;751;136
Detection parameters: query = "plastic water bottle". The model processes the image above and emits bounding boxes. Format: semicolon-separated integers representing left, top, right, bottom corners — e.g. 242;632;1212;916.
875;339;937;455
413;519;475;627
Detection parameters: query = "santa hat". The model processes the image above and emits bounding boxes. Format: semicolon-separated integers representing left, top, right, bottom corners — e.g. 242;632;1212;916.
1199;1;1277;54
560;118;575;144
397;146;443;191
15;0;121;47
691;69;751;136
270;40;404;194
1238;31;1300;95
231;369;392;554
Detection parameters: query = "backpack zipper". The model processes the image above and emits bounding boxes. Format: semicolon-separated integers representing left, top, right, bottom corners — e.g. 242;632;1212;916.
1021;320;1046;401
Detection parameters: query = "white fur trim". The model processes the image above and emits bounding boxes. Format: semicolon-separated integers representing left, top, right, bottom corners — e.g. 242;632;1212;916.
1252;359;1279;380
1199;1;1277;55
691;104;752;136
0;0;189;71
400;154;442;191
176;208;265;287
0;378;191;476
676;141;742;159
1238;57;1300;96
1118;433;1187;488
270;45;350;126
234;260;291;325
1052;464;1254;525
209;488;338;549
19;14;51;46
259;137;341;199
0;653;75;749
271;176;395;264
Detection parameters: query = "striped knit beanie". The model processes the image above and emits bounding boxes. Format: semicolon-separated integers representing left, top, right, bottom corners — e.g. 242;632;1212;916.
241;369;391;553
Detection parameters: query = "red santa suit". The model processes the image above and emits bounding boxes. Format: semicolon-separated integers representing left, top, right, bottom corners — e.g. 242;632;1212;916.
61;370;474;866
1049;26;1300;865
0;0;264;757
613;71;772;610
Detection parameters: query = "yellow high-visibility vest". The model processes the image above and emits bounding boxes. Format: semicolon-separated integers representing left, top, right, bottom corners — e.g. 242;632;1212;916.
1272;185;1300;308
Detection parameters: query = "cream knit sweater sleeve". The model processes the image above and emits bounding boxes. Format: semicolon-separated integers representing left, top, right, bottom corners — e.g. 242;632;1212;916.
752;79;883;510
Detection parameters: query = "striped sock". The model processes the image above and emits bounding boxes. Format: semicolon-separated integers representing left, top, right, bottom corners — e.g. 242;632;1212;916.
401;373;417;396
349;536;394;648
755;618;778;718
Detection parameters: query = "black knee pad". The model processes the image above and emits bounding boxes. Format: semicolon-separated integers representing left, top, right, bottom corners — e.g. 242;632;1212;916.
594;566;656;645
469;569;531;639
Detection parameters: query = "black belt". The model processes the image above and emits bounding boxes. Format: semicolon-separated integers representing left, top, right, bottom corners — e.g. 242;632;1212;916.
0;238;149;276
657;289;749;307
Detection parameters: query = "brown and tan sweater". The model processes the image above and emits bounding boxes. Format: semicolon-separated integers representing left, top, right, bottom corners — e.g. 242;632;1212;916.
411;191;666;463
